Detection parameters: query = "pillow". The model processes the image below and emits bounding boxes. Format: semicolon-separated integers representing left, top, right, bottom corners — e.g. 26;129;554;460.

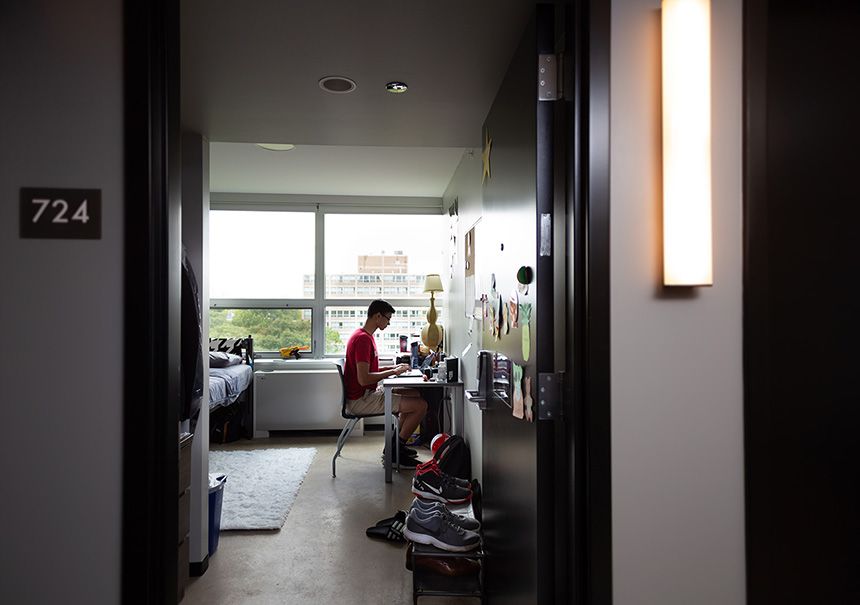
209;351;243;368
209;337;245;354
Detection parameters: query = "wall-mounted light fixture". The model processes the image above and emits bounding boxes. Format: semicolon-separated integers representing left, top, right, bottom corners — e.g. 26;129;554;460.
662;0;712;286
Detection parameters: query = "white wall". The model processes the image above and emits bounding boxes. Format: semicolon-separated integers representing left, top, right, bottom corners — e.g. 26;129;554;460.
610;1;745;604
442;150;484;482
182;132;211;566
0;2;123;602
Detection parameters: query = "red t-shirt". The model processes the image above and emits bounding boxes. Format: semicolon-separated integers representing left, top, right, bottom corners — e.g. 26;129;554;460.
345;328;379;400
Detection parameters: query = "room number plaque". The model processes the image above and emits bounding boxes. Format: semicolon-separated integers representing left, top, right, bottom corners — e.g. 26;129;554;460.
20;188;101;239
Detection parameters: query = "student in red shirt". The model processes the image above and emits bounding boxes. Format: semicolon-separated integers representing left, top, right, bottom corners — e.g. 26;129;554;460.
344;299;428;466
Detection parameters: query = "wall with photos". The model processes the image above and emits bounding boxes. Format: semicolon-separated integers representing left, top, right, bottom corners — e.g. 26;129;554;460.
442;149;484;482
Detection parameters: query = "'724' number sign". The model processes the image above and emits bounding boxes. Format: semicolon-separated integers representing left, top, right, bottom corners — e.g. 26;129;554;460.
20;188;101;239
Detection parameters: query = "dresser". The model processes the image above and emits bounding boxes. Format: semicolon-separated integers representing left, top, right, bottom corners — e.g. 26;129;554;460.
178;432;193;601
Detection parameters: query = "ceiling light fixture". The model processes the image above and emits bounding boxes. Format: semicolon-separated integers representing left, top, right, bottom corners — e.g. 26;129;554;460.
256;143;295;151
385;81;408;94
319;76;357;94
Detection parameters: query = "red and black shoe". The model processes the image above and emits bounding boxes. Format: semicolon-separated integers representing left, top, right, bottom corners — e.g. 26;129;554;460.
415;458;471;489
412;465;472;504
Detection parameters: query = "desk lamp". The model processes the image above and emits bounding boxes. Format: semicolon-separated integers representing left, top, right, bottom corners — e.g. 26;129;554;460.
421;273;444;352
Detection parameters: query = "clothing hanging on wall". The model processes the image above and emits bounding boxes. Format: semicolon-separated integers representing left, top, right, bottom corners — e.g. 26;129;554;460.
181;245;203;427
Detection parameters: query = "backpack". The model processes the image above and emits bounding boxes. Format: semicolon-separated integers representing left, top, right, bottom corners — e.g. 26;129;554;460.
433;434;471;481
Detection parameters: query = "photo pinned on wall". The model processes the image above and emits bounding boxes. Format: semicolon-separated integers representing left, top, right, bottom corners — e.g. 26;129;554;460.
518;302;532;361
465;224;475;278
512;363;524;419
488;294;497;337
488;273;498;337
448;199;458;281
523;375;534;422
495;293;504;340
464;222;481;319
509;289;519;328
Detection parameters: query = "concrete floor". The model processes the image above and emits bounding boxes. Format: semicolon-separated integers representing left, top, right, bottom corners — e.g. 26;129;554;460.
183;433;476;605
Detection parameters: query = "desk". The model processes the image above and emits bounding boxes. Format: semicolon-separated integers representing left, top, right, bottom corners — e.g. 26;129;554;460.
382;377;465;483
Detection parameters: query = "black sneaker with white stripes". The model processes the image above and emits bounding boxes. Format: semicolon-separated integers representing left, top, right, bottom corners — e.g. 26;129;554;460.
411;466;472;504
365;510;407;542
403;511;480;552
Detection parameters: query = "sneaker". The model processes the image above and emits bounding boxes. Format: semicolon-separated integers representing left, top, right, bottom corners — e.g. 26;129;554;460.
416;459;471;488
411;466;472;504
403;511;480;552
381;451;420;469
384;436;418;458
365;510;407;542
410;499;481;532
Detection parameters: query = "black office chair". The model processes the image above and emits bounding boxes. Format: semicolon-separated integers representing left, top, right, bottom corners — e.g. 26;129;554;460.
331;358;400;477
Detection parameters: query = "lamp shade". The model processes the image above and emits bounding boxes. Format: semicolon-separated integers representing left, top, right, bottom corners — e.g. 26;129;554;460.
423;273;443;293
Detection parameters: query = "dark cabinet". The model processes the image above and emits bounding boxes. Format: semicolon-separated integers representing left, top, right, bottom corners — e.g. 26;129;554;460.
178;432;193;601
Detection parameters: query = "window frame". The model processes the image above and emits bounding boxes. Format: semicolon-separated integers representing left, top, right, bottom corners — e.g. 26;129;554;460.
210;196;445;359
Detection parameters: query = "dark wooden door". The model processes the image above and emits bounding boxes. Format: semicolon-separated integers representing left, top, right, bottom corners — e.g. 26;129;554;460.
479;5;568;603
744;1;860;603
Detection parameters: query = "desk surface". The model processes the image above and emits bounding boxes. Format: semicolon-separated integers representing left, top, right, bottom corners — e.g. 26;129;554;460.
382;377;464;388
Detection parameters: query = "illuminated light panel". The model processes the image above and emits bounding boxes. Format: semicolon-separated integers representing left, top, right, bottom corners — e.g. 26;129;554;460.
662;0;713;286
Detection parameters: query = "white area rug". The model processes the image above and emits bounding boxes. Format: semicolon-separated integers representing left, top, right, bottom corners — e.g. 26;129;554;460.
208;448;317;530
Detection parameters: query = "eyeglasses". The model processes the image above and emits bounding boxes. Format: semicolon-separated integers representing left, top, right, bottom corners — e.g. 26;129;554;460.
382;314;392;322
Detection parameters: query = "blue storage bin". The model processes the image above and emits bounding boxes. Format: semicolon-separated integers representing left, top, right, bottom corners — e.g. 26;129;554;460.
208;473;227;556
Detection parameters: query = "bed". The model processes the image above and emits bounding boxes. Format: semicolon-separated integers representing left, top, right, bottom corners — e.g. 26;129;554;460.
208;336;255;443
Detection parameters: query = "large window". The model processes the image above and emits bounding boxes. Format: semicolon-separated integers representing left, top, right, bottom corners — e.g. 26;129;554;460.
210;308;321;352
324;214;445;299
210;207;446;357
210;210;315;299
324;305;444;356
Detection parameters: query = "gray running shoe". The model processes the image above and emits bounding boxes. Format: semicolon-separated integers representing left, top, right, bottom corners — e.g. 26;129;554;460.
410;499;481;532
403;511;481;552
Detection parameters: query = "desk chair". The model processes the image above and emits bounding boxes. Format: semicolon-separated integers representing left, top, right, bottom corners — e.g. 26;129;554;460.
332;358;400;477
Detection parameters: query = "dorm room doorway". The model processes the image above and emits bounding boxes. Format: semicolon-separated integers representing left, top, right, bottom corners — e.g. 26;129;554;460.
122;1;611;604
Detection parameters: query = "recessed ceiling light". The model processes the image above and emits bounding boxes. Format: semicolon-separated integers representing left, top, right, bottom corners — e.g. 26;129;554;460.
256;143;295;151
385;81;408;94
319;76;357;94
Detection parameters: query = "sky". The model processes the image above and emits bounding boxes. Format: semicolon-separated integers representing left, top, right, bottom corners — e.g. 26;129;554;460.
209;210;446;299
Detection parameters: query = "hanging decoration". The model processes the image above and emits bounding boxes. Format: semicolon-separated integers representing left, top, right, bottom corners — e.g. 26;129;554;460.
516;265;533;295
518;303;533;361
496;293;504;339
523;375;534;422
512;364;524;419
482;129;493;184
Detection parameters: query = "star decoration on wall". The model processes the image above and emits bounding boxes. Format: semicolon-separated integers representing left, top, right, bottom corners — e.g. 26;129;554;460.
482;129;492;184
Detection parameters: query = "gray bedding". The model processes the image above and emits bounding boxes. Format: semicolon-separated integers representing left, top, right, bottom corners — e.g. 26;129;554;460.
209;364;253;410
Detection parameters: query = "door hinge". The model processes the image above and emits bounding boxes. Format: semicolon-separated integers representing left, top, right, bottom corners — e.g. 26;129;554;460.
538;54;563;101
537;372;564;420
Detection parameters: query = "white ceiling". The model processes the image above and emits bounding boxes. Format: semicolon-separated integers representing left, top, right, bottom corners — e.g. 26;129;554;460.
210;143;467;197
181;0;534;196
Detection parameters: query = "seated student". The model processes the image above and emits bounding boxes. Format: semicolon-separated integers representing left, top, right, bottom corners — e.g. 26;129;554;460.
344;299;428;467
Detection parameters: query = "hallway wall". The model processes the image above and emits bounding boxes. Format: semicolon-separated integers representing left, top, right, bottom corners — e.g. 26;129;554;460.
0;1;124;602
609;1;745;604
442;150;484;482
182;132;212;568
